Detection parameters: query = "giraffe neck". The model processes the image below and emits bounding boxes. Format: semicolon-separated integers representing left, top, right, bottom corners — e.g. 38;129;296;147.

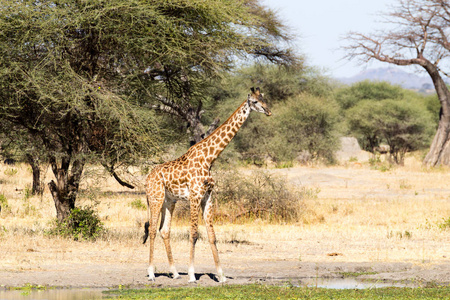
195;99;251;166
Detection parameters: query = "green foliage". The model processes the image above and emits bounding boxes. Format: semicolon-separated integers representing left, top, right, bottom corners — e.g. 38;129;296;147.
335;81;404;110
0;0;298;213
130;199;146;211
274;95;340;163
206;64;339;165
215;64;329;104
0;194;9;213
338;81;437;164
369;155;392;172
233;94;340;164
347;98;434;164
209;64;330;109
106;284;450;300
48;207;104;241
3;168;18;177
423;93;441;125
438;217;450;230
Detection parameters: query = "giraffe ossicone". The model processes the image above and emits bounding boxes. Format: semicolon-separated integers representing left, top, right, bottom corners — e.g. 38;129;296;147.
143;87;271;283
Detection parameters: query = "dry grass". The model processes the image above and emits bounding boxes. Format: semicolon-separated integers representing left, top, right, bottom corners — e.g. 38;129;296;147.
0;156;449;274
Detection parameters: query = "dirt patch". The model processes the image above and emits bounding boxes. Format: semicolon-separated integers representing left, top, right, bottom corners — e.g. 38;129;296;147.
1;243;449;288
1;163;450;288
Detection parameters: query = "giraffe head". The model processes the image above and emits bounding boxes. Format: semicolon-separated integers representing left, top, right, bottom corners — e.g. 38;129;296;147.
248;87;272;116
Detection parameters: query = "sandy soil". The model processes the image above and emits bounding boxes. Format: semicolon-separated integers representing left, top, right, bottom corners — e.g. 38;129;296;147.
1;161;450;288
1;231;449;288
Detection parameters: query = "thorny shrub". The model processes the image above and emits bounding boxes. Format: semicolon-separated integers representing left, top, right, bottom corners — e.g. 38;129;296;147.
215;169;306;222
174;169;305;223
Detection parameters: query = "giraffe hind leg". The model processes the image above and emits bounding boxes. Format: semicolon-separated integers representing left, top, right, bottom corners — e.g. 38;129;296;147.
146;189;165;281
202;190;226;282
159;199;180;279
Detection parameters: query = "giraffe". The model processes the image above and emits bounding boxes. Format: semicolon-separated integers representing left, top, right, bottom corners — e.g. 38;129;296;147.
143;87;271;283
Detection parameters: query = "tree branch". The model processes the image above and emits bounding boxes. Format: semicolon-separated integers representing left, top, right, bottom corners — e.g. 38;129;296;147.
103;163;135;189
205;118;220;137
111;170;135;189
154;95;187;118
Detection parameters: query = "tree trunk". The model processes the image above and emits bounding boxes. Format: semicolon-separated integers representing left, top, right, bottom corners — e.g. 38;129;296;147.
48;156;85;221
423;115;450;166
422;61;450;166
26;154;43;195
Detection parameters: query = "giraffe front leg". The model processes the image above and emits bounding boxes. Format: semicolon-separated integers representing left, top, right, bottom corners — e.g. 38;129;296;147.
188;196;201;283
202;191;226;283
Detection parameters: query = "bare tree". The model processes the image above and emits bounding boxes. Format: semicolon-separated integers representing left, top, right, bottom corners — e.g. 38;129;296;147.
344;0;450;166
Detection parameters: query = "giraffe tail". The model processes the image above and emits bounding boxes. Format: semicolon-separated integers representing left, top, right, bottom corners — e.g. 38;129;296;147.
142;221;150;244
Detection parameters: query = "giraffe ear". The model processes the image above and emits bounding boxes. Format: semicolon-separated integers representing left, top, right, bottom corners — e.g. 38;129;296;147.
254;87;261;95
250;87;255;94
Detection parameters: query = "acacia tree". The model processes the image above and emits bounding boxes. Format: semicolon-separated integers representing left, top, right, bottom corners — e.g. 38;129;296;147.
346;99;434;164
146;1;299;145
0;0;297;221
344;0;450;166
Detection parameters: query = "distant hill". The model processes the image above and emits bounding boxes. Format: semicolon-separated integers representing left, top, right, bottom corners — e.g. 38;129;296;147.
338;67;436;91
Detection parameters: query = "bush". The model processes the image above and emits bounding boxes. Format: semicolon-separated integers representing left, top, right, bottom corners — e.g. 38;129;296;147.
212;169;305;222
48;206;104;241
347;99;434;164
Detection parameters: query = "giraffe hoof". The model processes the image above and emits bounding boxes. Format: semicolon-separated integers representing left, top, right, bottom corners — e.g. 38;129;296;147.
173;274;181;280
188;275;197;283
218;276;227;283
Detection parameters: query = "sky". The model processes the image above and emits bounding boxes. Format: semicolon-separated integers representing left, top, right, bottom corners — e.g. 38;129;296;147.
262;0;395;78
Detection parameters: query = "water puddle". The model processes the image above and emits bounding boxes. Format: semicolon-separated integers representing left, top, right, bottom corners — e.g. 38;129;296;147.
0;278;418;299
300;277;417;289
0;288;105;300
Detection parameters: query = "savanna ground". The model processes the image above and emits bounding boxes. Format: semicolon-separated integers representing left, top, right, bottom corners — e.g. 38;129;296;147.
0;154;449;290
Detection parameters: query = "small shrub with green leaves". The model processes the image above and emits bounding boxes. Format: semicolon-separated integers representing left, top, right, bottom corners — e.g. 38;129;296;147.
130;199;146;210
438;217;450;230
48;206;104;240
3;168;18;176
0;194;9;214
